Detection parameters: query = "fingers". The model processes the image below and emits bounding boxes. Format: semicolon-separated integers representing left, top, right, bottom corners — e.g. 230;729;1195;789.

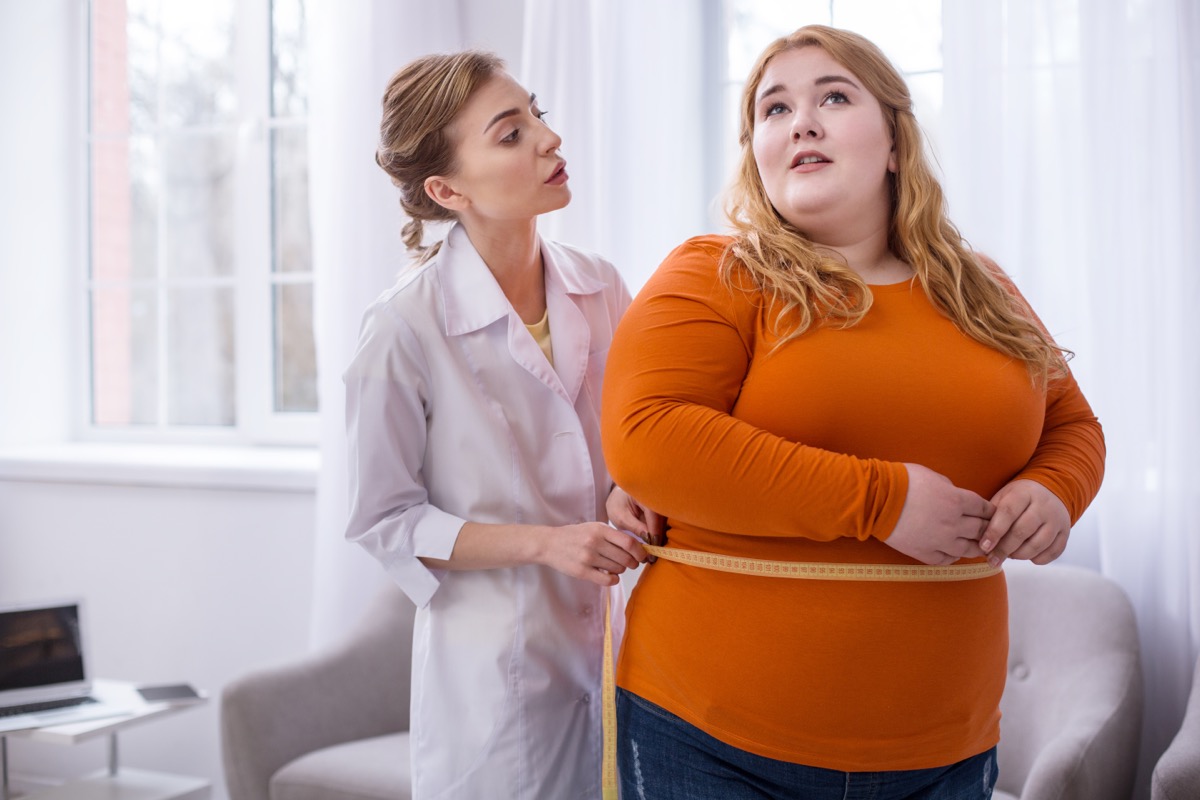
582;569;620;587
646;509;667;546
963;493;996;521
981;491;1029;556
604;531;649;566
982;481;1071;567
607;502;647;538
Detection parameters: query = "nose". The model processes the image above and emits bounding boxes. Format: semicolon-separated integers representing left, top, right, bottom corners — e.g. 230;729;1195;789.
540;123;562;154
791;111;822;141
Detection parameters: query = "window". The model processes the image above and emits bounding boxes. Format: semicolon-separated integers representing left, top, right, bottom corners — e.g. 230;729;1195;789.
721;0;944;184
88;0;314;444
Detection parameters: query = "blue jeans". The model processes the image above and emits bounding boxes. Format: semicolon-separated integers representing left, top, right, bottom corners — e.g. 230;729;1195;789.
616;689;997;800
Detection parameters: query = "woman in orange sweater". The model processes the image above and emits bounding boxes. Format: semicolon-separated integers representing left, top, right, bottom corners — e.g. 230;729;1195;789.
601;25;1104;800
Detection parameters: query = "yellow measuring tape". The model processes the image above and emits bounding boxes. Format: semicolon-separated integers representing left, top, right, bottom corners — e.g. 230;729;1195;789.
599;544;1001;798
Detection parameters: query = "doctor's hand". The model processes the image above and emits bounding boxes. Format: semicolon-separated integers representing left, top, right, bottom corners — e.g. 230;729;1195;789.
605;486;666;551
885;463;994;566
980;479;1071;567
536;522;650;586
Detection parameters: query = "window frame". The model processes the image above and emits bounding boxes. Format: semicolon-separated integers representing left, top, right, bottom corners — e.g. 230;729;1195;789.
82;0;317;447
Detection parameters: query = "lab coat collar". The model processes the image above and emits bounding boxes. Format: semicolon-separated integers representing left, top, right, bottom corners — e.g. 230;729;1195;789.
437;223;606;336
436;223;605;405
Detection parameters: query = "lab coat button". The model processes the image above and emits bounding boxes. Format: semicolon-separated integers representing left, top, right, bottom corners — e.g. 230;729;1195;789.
580;693;591;704
580;604;593;617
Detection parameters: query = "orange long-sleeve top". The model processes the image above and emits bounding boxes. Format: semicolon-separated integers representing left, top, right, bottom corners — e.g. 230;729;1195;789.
601;236;1105;771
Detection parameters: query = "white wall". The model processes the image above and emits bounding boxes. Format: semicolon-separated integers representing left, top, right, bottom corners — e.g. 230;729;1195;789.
0;474;316;794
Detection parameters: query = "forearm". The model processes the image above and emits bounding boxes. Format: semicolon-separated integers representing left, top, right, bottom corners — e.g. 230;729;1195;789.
606;399;905;541
1015;375;1105;523
419;522;548;571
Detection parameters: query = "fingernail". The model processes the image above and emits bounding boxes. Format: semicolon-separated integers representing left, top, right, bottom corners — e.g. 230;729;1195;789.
988;556;1001;568
981;539;993;552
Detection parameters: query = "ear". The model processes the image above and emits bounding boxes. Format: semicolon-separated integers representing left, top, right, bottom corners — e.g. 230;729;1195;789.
887;148;898;174
424;176;469;213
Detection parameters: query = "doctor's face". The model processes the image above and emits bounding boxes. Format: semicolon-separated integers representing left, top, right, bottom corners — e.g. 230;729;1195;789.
438;72;570;223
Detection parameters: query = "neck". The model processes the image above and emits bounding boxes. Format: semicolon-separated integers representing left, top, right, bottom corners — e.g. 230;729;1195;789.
459;216;546;323
808;220;912;285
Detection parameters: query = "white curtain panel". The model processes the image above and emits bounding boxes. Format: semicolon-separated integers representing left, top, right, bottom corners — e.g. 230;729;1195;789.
308;0;465;646
521;0;713;292
942;2;1200;793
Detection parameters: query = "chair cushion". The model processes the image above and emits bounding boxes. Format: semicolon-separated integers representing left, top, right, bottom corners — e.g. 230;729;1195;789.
269;732;412;800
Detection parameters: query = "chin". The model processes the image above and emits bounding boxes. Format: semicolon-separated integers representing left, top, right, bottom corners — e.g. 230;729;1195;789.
542;190;571;215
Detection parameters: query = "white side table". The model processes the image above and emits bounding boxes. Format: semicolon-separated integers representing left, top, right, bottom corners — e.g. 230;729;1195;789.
0;680;210;800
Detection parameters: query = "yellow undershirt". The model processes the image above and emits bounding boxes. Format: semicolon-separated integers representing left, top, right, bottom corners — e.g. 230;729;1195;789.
525;309;553;367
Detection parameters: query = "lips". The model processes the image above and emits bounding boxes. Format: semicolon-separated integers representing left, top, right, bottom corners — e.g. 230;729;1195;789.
790;150;831;169
545;161;568;185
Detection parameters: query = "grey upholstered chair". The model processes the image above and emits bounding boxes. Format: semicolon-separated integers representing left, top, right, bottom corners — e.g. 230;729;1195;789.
221;582;416;800
1152;654;1200;800
993;561;1143;800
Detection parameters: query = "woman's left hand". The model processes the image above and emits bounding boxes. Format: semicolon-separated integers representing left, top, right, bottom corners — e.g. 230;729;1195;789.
606;486;666;550
980;479;1071;567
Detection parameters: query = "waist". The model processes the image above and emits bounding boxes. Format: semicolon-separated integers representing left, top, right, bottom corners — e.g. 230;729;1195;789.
618;550;1008;770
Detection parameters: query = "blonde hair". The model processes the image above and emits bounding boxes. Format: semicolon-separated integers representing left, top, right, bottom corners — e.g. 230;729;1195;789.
376;50;505;264
724;25;1068;385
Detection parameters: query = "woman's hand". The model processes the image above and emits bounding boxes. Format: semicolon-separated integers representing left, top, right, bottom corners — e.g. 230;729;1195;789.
606;485;667;549
535;522;650;586
980;479;1071;567
885;464;994;565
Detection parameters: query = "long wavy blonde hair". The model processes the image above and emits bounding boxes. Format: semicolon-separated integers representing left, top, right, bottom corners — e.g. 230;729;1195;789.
724;25;1068;385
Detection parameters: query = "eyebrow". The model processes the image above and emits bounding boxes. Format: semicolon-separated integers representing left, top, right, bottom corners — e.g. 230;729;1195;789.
756;75;861;103
483;93;538;133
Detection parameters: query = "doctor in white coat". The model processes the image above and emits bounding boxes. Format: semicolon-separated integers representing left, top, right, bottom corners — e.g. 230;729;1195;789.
343;51;656;800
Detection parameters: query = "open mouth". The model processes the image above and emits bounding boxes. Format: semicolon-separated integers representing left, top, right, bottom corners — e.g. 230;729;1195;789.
791;152;831;169
546;161;568;184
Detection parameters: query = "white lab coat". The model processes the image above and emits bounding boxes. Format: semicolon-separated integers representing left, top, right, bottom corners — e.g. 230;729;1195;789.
344;223;631;800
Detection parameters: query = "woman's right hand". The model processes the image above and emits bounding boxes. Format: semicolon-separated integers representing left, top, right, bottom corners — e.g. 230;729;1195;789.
885;464;995;565
535;523;650;586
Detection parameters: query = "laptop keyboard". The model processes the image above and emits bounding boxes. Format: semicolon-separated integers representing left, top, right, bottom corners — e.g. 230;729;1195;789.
0;696;97;718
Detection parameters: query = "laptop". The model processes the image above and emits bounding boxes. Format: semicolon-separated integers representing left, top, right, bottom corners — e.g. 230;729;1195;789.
0;598;133;733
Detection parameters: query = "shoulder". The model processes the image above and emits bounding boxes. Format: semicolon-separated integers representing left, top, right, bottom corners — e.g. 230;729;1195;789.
971;251;1031;306
348;261;444;371
645;234;746;296
542;238;625;291
664;234;735;266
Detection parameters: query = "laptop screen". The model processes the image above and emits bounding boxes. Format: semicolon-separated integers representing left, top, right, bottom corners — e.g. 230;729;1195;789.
0;603;85;693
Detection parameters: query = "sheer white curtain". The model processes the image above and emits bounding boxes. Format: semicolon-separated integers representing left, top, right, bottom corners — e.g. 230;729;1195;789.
307;0;465;645
942;2;1200;793
521;0;713;292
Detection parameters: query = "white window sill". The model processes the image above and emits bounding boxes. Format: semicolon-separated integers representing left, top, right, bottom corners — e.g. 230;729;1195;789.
0;443;319;493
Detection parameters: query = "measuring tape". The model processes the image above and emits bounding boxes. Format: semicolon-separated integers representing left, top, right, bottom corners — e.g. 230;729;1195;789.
599;544;1001;797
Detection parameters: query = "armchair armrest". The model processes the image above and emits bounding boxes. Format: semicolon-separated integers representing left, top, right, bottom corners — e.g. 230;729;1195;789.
221;584;415;800
1152;656;1200;800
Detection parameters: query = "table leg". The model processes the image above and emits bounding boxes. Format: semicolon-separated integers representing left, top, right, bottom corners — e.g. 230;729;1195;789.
108;733;118;777
1;735;8;800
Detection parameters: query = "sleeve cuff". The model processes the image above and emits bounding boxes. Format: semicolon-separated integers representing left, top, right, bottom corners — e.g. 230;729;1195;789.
381;506;466;608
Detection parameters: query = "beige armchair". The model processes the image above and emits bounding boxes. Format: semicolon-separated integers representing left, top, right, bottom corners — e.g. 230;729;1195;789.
993;561;1143;800
220;583;416;800
1152;654;1200;800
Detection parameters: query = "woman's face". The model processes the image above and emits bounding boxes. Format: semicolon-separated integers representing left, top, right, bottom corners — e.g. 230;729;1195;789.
432;72;569;223
750;46;896;244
